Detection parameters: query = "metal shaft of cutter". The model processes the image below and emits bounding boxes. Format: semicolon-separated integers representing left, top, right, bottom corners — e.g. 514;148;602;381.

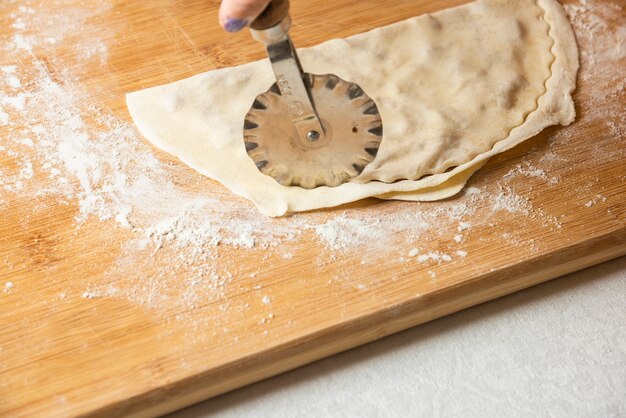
251;17;326;144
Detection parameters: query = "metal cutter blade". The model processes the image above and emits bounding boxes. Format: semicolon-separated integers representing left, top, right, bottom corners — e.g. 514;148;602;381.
244;74;383;189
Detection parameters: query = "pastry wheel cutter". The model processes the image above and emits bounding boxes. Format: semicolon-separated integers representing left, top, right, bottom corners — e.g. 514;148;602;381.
243;0;384;189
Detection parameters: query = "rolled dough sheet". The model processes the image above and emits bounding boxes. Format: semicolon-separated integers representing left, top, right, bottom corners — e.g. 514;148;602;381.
127;0;578;216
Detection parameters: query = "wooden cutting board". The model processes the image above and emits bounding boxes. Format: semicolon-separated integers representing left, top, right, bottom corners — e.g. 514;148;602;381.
0;0;624;416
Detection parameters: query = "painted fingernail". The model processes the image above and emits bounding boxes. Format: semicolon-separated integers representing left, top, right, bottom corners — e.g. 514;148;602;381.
224;18;248;32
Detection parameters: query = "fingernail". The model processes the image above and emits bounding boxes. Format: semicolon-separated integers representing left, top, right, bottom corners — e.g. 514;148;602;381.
224;18;248;32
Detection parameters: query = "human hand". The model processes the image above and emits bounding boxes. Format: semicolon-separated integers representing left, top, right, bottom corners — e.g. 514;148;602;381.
219;0;271;32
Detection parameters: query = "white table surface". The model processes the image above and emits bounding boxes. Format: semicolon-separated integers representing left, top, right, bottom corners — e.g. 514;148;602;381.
169;256;625;417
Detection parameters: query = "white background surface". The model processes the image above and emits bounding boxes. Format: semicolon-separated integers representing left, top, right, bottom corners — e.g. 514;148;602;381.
170;257;626;417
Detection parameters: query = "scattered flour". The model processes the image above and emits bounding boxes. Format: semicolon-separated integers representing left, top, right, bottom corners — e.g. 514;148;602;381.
503;162;559;185
12;19;26;30
0;0;620;313
583;194;607;208
1;65;17;74
416;252;452;264
7;75;21;88
564;0;626;141
492;187;531;215
457;222;471;232
312;215;383;251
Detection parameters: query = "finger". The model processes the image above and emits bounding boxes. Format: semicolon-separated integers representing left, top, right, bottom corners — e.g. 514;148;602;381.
219;0;271;32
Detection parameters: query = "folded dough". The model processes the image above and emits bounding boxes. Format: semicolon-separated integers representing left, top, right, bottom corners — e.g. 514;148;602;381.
127;0;578;216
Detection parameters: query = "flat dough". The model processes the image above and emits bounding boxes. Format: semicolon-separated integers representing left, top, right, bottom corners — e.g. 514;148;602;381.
127;0;578;216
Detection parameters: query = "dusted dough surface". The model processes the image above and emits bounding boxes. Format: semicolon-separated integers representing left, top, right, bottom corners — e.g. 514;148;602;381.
127;0;578;216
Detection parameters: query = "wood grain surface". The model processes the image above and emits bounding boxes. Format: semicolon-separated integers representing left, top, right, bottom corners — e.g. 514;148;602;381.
0;0;624;416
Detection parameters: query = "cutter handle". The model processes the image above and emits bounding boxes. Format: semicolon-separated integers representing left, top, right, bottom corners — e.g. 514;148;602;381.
250;0;290;30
